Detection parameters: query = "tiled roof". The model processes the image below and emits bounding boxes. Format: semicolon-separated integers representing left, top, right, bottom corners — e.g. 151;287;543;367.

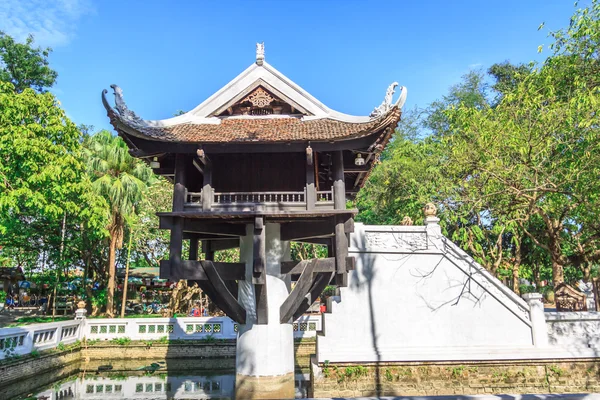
108;107;402;144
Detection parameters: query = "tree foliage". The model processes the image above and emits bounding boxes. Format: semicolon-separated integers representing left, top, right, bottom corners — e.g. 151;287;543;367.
0;32;58;93
84;131;156;316
359;0;600;289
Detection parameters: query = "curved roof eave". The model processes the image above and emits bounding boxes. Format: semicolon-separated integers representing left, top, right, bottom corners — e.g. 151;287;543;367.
101;61;408;128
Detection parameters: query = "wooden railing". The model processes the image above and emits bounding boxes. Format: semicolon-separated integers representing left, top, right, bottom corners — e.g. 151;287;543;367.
186;192;202;205
184;190;336;210
316;189;334;203
214;191;305;204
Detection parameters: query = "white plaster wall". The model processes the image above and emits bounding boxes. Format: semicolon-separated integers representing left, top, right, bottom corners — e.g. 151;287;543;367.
318;223;535;363
546;311;600;355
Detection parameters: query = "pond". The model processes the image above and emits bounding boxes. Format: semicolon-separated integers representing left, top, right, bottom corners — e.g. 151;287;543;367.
7;359;310;400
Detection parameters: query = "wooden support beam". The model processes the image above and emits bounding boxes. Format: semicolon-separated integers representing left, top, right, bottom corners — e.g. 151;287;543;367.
280;220;334;241
332;150;345;210
201;260;246;324
343;165;370;173
281;257;354;275
195;150;212;167
292;271;335;321
280;259;317;323
168;154;187;269
172;154;187;212
202;161;213;211
189;237;199;261
183;233;240;241
192;158;203;174
253;216;267;324
160;218;246;236
209;238;240;251
255;283;268;325
202;240;214;261
253;217;265;282
159;260;245;281
151;168;175;176
306;148;316;211
224;280;238;301
194;279;227;315
295;237;332;246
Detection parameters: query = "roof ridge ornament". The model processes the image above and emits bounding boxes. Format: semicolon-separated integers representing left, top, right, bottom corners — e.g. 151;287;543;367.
370;82;399;119
105;84;145;126
256;42;265;66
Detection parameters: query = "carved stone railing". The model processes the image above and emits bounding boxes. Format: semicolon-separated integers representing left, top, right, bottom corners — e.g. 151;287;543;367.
0;315;322;360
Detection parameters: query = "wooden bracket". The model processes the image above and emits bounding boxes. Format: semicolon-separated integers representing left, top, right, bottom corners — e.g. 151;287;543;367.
292;271;335;321
200;260;246;324
280;258;318;323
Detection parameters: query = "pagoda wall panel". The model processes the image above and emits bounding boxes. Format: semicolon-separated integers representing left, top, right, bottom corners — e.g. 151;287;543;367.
212;153;304;192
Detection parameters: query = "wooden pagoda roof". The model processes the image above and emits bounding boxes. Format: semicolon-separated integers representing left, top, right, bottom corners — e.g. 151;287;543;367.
102;44;407;149
104;103;402;144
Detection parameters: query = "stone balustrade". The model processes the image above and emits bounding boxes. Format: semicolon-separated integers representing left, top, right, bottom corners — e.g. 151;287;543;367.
0;314;321;360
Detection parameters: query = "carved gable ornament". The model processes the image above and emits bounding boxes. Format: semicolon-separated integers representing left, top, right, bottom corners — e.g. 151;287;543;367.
220;86;297;116
243;87;274;108
555;283;588;311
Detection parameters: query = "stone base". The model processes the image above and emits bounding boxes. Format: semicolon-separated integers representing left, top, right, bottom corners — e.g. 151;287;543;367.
235;372;295;400
312;359;600;398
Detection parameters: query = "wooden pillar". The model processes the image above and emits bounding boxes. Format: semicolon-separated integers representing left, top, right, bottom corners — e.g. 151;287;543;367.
306;149;316;210
253;217;268;324
169;155;186;268
189;236;199;261
332;151;345;210
202;162;213;211
202;240;214;261
334;215;348;287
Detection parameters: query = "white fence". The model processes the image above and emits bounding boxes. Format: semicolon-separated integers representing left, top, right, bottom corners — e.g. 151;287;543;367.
0;320;82;359
0;314;322;360
546;311;600;352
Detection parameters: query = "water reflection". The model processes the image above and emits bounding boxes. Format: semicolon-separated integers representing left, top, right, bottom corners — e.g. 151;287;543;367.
24;371;309;400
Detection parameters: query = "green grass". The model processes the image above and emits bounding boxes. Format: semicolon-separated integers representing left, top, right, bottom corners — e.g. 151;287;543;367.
6;316;72;327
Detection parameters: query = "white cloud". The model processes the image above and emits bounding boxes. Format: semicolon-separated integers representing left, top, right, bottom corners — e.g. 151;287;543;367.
0;0;94;47
468;63;483;69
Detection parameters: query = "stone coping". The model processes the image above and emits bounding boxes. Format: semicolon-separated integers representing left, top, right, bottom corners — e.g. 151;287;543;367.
308;396;600;400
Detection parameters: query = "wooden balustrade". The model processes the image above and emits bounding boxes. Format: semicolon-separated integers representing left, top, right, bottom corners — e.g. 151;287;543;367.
184;190;336;210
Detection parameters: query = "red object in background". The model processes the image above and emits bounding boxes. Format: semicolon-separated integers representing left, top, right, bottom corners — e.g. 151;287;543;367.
193;308;201;317
319;304;326;313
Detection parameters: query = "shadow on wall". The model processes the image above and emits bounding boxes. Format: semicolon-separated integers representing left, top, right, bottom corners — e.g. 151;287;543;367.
349;233;380;398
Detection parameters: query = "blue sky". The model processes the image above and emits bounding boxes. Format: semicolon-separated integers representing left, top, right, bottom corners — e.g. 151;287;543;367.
0;1;578;132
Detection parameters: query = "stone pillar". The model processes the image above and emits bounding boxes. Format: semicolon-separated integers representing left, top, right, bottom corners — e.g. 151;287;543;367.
236;223;295;399
523;293;549;347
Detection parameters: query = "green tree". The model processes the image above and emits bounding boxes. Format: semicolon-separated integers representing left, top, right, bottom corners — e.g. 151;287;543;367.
85;131;155;316
444;55;600;286
0;32;58;93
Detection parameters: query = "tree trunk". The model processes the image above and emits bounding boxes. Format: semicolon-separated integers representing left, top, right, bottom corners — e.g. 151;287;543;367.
552;260;565;287
106;233;118;318
583;262;591;283
512;237;522;295
120;230;134;318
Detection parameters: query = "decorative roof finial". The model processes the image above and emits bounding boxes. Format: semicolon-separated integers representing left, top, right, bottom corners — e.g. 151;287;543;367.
370;82;399;118
256;42;265;66
107;84;144;126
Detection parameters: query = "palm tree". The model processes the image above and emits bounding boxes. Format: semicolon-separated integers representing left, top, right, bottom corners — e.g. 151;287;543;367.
85;130;155;316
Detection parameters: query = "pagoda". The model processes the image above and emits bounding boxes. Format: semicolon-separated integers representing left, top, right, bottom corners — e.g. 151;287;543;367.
103;43;406;399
